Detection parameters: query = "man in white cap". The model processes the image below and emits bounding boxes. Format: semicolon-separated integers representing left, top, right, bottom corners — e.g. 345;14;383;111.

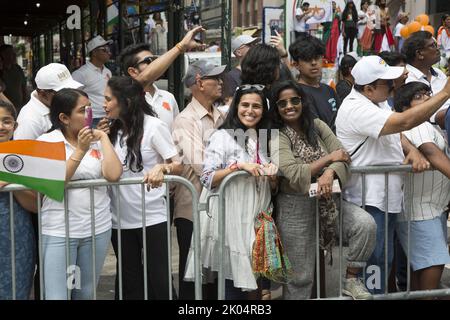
222;35;259;100
171;60;226;299
72;35;113;127
336;55;450;295
15;63;83;140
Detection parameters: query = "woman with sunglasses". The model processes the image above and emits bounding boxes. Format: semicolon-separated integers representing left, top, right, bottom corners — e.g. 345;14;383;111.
104;76;183;300
269;80;377;300
184;84;284;299
37;88;123;299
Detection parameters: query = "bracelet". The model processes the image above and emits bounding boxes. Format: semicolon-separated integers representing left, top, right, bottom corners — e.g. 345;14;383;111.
70;156;82;162
175;43;185;53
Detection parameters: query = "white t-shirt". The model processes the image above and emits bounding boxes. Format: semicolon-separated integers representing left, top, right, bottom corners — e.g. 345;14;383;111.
438;29;450;57
336;89;404;213
145;85;179;131
400;122;450;221
394;22;405;51
109;115;178;229
37;129;111;238
14;90;52;140
72;61;112;119
405;64;450;123
293;8;311;32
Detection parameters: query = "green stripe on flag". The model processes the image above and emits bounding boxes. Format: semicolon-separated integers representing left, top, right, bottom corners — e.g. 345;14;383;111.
0;171;65;202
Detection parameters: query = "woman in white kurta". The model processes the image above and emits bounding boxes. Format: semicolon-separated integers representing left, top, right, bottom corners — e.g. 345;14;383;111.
185;85;278;299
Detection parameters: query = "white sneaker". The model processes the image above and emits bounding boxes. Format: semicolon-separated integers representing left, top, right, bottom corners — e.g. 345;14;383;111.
342;278;373;300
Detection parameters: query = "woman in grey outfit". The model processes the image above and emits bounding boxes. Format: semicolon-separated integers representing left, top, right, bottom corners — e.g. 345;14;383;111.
269;80;376;300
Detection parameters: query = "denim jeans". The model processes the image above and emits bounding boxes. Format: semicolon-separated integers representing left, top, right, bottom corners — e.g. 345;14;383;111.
364;206;396;295
42;229;111;300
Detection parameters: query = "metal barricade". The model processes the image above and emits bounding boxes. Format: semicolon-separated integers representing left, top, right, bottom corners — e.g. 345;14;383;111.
0;175;202;300
212;165;450;300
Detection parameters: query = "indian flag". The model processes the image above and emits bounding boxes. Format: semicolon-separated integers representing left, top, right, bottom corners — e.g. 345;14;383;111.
0;140;66;201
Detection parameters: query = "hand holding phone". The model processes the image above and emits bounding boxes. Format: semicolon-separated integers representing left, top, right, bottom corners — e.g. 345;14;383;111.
270;25;279;37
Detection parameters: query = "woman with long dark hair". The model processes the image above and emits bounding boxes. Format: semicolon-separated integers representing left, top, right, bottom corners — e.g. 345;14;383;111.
184;84;289;299
104;76;182;300
38;88;122;299
269;80;376;300
342;0;359;54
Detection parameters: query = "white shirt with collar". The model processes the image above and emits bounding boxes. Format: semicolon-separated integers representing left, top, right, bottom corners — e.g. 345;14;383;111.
336;88;404;213
145;84;179;131
72;61;112;119
37;129;112;238
14;90;52;140
405;64;450;123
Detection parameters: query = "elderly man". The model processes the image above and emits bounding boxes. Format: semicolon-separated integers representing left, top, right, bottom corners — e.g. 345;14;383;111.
172;60;226;299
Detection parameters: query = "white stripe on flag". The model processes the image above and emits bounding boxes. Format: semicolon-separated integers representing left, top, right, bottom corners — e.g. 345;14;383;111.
0;153;65;181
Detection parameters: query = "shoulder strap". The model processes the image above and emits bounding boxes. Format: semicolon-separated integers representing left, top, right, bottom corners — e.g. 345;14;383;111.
349;136;369;157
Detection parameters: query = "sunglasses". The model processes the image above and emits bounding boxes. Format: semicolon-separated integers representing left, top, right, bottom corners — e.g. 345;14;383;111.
276;97;302;109
134;55;158;67
236;84;265;92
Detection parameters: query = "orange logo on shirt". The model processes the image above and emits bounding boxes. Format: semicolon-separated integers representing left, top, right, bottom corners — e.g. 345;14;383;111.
90;149;101;160
162;102;171;111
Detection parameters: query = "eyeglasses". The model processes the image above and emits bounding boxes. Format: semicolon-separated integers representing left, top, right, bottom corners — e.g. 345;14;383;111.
412;91;432;100
236;84;265;92
424;41;438;49
96;46;110;53
134;55;158;67
0;118;15;129
374;80;394;90
276;96;302;109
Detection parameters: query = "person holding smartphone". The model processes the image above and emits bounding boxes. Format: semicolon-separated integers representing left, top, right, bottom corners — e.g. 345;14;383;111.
37;88;122;299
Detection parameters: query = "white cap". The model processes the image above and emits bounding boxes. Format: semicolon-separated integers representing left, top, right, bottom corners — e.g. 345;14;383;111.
86;35;112;53
231;35;260;53
35;63;83;91
351;56;405;85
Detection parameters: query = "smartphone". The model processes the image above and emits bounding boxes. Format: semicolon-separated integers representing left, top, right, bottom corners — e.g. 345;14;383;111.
270;25;279;36
84;105;93;129
309;179;341;198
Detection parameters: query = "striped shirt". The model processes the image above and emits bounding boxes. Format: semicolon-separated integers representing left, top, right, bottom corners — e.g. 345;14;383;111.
400;122;450;221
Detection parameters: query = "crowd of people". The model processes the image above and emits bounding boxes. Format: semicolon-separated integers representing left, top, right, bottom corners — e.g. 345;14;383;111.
0;12;450;302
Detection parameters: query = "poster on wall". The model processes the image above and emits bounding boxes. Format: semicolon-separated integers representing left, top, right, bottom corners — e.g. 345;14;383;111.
263;7;285;44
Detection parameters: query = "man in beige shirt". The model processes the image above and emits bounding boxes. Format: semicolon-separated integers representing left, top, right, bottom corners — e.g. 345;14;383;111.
172;60;226;299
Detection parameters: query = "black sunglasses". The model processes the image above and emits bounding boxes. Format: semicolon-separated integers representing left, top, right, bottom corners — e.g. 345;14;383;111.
134;55;158;67
276;97;302;109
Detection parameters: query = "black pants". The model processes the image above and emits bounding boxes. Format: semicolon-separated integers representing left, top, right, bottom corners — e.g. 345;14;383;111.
174;218;195;300
31;214;40;300
344;27;357;54
111;222;174;300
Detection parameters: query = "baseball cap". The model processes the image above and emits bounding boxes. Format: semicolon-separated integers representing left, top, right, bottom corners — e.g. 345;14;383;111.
183;60;226;88
35;63;83;91
86;35;113;53
351;56;404;85
231;35;260;53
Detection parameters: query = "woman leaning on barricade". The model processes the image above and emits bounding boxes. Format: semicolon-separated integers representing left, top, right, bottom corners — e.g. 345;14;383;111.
269;80;377;300
104;76;183;300
0;100;37;300
37;88;122;300
184;84;291;300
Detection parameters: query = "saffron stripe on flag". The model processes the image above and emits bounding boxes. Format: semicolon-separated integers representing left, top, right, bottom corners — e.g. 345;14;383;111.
0;140;65;161
0;171;65;202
